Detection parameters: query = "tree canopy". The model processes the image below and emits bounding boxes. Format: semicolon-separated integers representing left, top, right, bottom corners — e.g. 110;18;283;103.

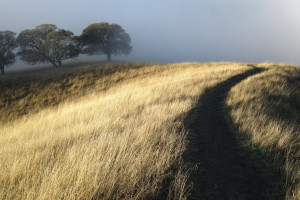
0;31;17;74
81;22;132;62
17;24;80;67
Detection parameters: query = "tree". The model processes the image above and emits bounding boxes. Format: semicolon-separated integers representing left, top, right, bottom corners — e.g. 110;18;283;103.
40;29;81;67
17;24;80;67
81;22;132;62
0;31;17;74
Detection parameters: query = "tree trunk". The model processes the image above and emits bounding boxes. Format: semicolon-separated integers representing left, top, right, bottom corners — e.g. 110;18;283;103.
58;60;62;67
51;61;57;67
107;53;111;62
0;65;4;75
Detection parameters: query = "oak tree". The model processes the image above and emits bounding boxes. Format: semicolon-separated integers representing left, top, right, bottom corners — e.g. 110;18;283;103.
81;22;132;62
17;24;80;67
0;31;17;74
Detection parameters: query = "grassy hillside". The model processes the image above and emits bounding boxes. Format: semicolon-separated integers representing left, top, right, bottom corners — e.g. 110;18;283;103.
0;62;253;199
226;64;300;199
0;63;156;124
2;62;299;199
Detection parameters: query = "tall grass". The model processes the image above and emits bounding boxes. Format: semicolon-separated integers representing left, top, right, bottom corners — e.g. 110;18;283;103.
226;64;300;199
0;63;158;124
0;62;251;199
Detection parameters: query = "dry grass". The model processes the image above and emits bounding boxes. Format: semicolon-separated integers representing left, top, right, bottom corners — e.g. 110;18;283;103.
226;64;300;199
0;62;252;199
0;63;162;124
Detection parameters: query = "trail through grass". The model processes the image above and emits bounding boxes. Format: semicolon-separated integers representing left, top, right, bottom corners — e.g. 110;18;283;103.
227;64;300;199
0;63;252;199
185;68;284;199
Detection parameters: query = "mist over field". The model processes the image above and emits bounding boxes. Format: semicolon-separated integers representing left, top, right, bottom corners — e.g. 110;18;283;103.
1;0;300;67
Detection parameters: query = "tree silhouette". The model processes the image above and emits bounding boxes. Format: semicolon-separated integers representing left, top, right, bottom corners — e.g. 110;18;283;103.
0;31;17;74
81;22;132;62
17;24;80;67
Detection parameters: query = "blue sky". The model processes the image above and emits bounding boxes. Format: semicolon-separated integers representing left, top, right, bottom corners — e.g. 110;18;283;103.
1;0;300;64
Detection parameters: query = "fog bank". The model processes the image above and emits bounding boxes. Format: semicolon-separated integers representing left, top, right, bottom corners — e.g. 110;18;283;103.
1;0;300;67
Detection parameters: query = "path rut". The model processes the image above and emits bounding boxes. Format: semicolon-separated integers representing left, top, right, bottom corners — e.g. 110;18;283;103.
185;68;284;200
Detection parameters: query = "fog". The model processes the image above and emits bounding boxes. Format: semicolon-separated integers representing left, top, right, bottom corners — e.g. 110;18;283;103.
1;0;300;68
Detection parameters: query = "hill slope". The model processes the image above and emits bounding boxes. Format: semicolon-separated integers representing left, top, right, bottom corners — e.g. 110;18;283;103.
0;62;252;199
0;62;299;199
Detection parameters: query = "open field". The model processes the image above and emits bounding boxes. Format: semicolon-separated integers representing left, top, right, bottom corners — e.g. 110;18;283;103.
0;62;254;199
227;64;300;199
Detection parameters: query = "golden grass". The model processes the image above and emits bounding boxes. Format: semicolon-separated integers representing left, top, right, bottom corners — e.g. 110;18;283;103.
226;64;300;199
0;62;252;199
0;63;163;124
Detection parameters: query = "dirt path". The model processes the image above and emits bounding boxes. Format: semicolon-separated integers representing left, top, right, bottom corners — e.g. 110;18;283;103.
185;68;284;200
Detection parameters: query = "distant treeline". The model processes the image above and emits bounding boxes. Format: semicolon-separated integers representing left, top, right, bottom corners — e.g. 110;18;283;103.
0;22;132;74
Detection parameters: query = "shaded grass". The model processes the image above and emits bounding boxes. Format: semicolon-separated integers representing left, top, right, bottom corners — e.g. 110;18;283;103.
0;62;164;124
226;64;300;199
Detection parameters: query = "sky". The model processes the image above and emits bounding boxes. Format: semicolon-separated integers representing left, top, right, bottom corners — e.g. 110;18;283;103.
1;0;300;65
